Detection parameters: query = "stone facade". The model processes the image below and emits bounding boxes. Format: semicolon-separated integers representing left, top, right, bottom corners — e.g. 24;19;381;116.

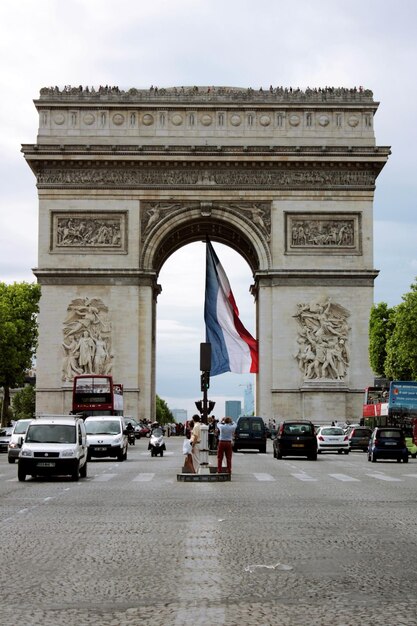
23;85;390;422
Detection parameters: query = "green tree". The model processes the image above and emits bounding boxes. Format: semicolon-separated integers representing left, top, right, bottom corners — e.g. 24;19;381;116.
0;282;41;426
155;395;174;425
384;281;417;380
12;384;36;419
368;302;396;377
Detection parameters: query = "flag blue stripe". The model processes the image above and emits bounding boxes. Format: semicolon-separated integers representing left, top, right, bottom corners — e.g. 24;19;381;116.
204;241;231;375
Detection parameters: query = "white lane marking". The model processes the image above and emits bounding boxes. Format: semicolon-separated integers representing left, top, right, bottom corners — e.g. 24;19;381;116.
366;473;402;482
93;474;117;481
291;473;317;482
254;473;275;481
133;473;155;482
329;473;360;482
403;474;417;478
43;497;54;501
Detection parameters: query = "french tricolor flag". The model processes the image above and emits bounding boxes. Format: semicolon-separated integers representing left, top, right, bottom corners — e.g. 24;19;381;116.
204;239;258;376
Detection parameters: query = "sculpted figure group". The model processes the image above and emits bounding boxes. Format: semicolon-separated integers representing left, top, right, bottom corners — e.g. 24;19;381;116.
294;299;350;381
61;297;113;381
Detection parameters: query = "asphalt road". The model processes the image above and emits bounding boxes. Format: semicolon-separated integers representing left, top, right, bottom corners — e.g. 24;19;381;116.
1;437;417;626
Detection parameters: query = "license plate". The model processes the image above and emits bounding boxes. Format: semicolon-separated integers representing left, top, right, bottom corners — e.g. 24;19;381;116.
385;442;397;446
292;443;304;448
37;462;55;467
240;434;249;438
94;446;107;451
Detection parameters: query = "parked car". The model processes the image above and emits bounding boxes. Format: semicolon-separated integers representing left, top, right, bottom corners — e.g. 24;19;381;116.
8;418;33;463
0;427;13;453
347;426;372;452
316;426;349;454
233;416;267;453
273;421;317;460
405;436;417;458
367;427;408;463
138;423;151;438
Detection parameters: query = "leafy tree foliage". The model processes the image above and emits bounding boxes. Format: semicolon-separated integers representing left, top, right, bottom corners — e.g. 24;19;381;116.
0;282;41;425
368;302;396;377
384;282;417;380
12;384;36;419
155;394;174;424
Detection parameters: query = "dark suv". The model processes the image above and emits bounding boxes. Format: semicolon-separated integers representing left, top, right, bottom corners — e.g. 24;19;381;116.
348;426;372;452
273;421;317;460
233;417;267;453
367;427;408;463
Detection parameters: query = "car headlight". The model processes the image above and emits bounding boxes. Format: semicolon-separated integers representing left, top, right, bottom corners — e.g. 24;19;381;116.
112;436;123;445
9;442;18;449
20;449;33;457
61;449;76;457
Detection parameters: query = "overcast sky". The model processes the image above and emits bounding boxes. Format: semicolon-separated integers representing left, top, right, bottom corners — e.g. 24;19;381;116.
1;0;416;418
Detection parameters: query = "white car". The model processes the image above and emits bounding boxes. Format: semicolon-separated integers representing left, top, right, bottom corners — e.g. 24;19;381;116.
316;426;349;454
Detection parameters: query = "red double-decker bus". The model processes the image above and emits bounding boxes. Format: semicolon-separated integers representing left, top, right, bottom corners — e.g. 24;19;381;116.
362;386;389;420
72;375;123;416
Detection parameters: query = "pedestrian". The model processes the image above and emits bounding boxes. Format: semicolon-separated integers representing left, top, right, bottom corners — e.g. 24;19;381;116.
190;414;201;473
182;436;194;473
217;416;236;475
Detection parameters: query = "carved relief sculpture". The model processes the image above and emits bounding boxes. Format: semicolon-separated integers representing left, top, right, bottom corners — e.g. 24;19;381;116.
286;214;360;254
62;297;113;381
294;299;350;381
52;213;126;252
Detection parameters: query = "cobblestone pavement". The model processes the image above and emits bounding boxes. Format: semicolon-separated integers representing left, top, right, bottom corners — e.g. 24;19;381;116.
1;438;417;625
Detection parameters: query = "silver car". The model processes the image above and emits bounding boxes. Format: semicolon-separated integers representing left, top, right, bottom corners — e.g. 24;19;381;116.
7;419;33;463
0;427;13;454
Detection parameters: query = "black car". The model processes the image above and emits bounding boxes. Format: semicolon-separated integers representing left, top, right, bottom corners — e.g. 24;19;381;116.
233;416;267;453
348;426;372;452
273;420;317;460
367;427;408;463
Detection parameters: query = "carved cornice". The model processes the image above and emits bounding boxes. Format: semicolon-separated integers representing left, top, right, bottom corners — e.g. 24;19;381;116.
37;85;375;104
255;268;379;287
33;268;157;286
31;161;380;190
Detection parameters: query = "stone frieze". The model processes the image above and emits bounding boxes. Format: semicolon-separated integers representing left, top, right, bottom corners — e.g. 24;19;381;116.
286;213;360;254
37;164;376;189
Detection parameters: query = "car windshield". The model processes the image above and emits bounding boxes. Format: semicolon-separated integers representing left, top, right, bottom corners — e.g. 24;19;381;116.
152;428;164;437
14;421;31;434
283;424;313;435
320;428;344;436
85;420;121;435
352;429;371;436
379;430;402;438
26;424;76;444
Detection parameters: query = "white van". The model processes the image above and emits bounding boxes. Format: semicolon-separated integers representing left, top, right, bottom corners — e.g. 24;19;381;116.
84;415;128;461
8;418;34;463
18;415;87;481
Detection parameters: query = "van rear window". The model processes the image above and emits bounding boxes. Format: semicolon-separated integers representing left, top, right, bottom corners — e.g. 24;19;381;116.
283;424;313;435
379;430;402;438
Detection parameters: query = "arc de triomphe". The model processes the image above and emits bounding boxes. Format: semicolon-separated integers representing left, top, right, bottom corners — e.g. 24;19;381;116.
23;85;389;422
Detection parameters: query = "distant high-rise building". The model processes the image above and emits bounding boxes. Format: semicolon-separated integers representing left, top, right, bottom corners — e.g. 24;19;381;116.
171;409;187;423
242;383;254;415
225;400;241;421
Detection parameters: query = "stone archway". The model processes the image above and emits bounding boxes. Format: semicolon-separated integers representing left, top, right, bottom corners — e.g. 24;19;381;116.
23;85;390;422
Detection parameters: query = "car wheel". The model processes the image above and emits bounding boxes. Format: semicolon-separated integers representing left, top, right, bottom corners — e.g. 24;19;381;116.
338;450;343;454
71;462;80;481
117;449;125;462
160;450;164;457
277;450;283;460
259;445;266;454
233;445;238;453
309;453;317;461
412;453;417;459
18;467;26;482
403;455;409;463
371;452;377;463
8;457;15;464
344;450;349;455
80;462;87;478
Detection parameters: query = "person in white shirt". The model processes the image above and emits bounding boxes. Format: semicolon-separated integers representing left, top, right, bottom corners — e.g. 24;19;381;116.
216;417;236;475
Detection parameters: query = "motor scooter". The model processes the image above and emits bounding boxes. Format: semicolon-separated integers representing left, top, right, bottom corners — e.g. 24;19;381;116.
127;430;135;446
148;427;166;457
